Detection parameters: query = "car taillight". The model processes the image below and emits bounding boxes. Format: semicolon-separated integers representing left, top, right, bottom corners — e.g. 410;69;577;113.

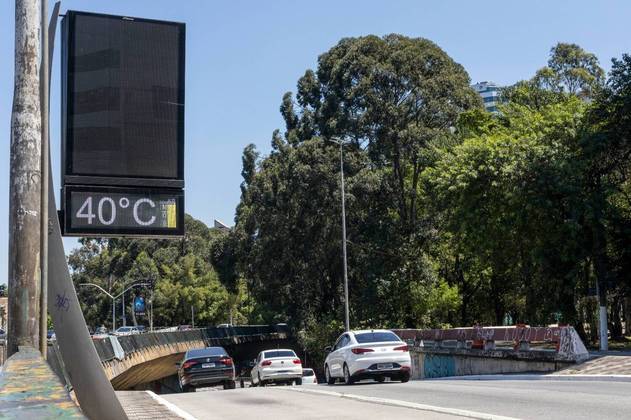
394;345;409;352
261;360;272;366
220;357;233;366
293;359;302;364
182;361;196;369
351;348;375;355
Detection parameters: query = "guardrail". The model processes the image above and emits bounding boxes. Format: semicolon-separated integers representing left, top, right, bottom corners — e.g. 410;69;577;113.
392;325;589;362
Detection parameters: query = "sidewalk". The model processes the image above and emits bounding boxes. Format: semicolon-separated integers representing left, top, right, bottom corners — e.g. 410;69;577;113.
555;354;631;376
117;391;187;420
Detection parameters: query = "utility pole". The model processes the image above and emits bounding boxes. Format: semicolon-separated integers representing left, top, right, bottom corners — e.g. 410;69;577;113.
39;0;49;359
8;0;42;357
326;137;350;332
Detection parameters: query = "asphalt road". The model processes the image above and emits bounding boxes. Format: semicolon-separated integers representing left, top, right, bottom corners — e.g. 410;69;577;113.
161;379;631;420
161;386;462;420
322;378;631;420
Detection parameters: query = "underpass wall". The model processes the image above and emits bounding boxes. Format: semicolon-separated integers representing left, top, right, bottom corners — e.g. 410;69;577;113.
410;349;573;379
93;326;295;390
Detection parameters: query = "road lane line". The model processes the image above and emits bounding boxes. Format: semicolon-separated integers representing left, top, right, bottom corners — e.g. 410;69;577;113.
429;374;631;382
280;387;520;420
146;390;198;420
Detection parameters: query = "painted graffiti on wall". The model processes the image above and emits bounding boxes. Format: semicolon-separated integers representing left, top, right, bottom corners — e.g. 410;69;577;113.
423;354;455;378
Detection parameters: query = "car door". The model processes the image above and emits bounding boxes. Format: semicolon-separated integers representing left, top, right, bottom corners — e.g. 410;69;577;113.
331;334;349;377
326;335;342;377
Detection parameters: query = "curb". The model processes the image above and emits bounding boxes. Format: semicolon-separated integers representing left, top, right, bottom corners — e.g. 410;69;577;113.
145;390;198;420
281;386;518;420
429;374;631;383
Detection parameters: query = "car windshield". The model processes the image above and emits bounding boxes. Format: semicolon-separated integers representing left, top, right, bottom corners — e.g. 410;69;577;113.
302;369;314;377
354;331;401;344
117;327;132;332
264;350;296;358
186;347;227;359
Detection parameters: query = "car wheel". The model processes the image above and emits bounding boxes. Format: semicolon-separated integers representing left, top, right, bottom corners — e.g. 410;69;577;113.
376;376;385;383
223;380;236;390
181;384;193;393
325;365;335;385
343;364;355;385
294;378;302;386
401;371;410;383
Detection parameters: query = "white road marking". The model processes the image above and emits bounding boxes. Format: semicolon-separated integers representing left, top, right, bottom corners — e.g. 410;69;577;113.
146;390;198;420
429;374;631;382
280;387;520;420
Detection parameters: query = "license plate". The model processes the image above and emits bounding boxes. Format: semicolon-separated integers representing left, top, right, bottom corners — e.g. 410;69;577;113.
377;363;393;370
202;363;215;368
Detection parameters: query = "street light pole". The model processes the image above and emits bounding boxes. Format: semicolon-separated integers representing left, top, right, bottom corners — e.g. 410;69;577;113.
327;137;350;332
79;282;149;332
122;290;125;327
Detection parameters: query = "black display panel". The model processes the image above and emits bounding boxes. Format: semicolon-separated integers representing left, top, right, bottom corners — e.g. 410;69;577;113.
62;11;185;186
63;186;184;237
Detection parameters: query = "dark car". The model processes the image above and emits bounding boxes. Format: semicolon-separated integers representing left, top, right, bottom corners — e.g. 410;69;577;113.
177;347;236;392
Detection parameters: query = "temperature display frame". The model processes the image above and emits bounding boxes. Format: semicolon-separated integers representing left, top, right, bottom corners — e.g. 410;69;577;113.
63;185;184;237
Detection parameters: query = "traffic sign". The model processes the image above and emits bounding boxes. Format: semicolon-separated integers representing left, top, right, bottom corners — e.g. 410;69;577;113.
63;185;184;237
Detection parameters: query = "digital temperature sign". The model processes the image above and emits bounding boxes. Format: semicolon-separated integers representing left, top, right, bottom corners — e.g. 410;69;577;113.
63;186;184;237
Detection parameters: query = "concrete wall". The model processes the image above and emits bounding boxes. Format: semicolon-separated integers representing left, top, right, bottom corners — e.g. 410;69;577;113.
0;347;84;418
410;348;573;379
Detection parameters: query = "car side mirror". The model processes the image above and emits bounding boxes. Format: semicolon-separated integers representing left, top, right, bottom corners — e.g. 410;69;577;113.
324;346;332;353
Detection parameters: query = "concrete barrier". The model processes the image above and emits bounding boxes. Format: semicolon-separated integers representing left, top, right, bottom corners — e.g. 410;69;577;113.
0;346;84;418
393;326;589;379
88;325;292;389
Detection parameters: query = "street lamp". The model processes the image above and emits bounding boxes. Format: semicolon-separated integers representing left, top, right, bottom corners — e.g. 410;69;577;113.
327;137;350;332
79;282;149;331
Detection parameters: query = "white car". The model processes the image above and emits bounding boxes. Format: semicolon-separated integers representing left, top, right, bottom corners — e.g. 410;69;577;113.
250;349;303;386
113;326;142;336
324;329;411;385
301;368;318;385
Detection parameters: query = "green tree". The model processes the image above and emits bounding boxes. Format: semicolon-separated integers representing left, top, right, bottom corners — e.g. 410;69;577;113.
69;215;252;329
233;34;477;338
424;96;589;325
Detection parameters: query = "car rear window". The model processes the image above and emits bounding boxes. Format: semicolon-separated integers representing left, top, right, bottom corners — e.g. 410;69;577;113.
264;350;296;358
354;331;401;344
186;347;227;359
302;369;315;377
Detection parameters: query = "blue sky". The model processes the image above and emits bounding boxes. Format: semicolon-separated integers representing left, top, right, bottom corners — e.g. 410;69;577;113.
2;0;631;282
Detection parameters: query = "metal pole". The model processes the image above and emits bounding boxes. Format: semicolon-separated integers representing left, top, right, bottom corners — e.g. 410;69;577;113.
122;289;126;327
112;297;116;332
8;0;42;357
191;306;195;328
339;141;350;332
39;0;49;359
49;176;128;419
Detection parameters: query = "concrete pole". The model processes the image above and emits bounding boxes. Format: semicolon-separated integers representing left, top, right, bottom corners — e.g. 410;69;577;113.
339;141;350;332
39;0;49;359
8;0;42;357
